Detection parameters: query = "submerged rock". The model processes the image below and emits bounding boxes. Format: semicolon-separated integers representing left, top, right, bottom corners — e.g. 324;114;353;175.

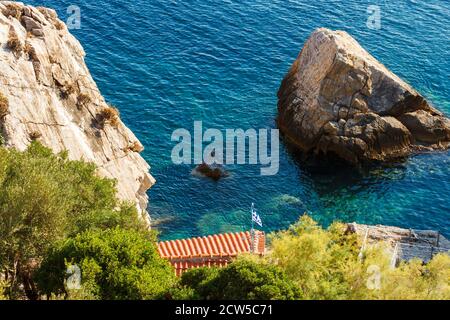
277;28;450;164
193;163;229;181
0;2;155;224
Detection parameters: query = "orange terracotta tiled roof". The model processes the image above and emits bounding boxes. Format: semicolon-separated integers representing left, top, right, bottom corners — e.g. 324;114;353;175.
158;231;265;276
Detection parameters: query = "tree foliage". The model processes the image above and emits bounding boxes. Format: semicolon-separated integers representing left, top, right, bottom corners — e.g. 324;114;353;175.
379;254;450;299
0;279;8;300
270;215;450;300
0;142;146;299
36;227;176;300
0;143;448;301
176;257;302;300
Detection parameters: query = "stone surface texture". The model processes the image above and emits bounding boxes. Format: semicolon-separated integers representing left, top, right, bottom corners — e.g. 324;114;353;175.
0;2;155;224
278;28;450;164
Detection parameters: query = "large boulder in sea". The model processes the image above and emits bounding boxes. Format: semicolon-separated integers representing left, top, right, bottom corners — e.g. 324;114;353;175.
277;28;450;164
0;2;155;224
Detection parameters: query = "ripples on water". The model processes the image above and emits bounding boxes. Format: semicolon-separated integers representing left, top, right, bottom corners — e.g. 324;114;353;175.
28;0;450;239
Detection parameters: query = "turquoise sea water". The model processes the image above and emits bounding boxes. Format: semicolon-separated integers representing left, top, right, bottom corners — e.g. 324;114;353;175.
29;0;449;240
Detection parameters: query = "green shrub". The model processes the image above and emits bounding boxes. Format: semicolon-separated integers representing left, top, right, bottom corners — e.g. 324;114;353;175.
1;140;447;301
0;279;8;300
176;258;302;300
0;142;146;299
379;254;450;299
36;227;176;300
270;215;450;300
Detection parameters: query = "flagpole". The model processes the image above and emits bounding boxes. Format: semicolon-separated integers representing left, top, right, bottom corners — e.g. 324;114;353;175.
251;203;254;253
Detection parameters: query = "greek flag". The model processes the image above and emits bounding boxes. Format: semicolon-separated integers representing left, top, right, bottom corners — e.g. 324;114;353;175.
251;203;263;227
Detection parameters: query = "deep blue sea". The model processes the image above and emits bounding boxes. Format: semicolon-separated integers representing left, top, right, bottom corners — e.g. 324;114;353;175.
29;0;449;240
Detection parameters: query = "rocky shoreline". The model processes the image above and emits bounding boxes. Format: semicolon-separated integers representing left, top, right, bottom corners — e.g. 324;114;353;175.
347;223;450;265
0;2;154;224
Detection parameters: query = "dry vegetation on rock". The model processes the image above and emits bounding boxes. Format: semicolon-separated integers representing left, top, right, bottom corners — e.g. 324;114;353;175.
77;93;91;109
54;19;65;31
29;131;42;141
60;82;77;99
99;105;121;127
7;28;23;56
3;3;23;20
0;93;9;118
0;2;154;226
127;141;143;153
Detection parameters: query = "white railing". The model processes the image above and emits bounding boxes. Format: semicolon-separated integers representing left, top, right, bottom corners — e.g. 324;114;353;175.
390;242;399;268
358;227;370;261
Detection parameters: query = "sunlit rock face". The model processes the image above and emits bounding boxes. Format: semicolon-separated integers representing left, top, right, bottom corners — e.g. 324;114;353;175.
277;28;450;164
0;2;155;224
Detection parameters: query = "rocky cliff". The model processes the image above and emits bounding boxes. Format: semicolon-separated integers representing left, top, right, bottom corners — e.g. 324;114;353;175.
0;2;155;224
278;28;450;164
347;223;450;264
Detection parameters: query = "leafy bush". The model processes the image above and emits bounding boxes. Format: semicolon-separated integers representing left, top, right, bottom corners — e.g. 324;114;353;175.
0;279;8;300
270;215;450;300
0;141;447;300
0;142;145;299
176;258;302;300
379;254;450;299
36;227;176;300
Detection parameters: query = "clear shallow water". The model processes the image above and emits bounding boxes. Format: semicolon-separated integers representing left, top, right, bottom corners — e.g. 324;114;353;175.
29;0;449;240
